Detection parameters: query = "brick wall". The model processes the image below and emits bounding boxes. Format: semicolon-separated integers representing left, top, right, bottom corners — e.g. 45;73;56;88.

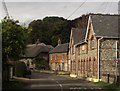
49;53;68;71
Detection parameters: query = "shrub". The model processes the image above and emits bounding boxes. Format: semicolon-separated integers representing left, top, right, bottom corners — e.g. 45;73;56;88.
15;61;27;77
33;57;49;70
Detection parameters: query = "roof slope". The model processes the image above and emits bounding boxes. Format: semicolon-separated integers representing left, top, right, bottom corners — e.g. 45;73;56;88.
71;28;86;45
49;43;69;53
91;14;119;38
71;14;89;45
23;43;53;58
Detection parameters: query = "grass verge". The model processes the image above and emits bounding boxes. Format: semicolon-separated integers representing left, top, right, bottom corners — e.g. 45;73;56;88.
94;81;120;91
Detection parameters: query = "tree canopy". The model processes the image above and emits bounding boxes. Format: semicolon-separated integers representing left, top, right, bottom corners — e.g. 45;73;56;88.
28;17;71;47
2;18;32;62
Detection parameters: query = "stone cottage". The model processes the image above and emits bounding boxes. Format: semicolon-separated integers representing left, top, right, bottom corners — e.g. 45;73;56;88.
69;14;120;83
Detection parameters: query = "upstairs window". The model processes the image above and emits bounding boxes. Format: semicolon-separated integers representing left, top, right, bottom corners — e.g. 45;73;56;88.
72;45;74;54
71;39;74;54
49;54;52;60
91;40;95;49
55;54;58;60
78;47;80;55
90;35;95;49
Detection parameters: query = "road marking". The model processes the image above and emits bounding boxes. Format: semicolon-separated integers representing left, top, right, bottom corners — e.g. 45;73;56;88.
59;84;62;87
56;81;59;84
56;81;63;91
51;78;54;80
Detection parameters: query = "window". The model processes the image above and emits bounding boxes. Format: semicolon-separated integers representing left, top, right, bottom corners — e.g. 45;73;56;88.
71;39;74;54
78;60;80;70
82;45;85;51
49;54;52;60
62;63;64;71
90;36;95;49
73;61;76;70
72;45;74;54
62;53;64;60
91;40;95;49
83;60;85;74
93;58;96;76
55;54;58;60
78;47;80;55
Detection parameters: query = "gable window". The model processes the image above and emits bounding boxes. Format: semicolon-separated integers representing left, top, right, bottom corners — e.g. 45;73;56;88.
90;36;95;49
91;40;95;49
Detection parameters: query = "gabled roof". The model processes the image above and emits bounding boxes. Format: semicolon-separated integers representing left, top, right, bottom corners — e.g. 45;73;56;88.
70;14;89;45
23;43;53;58
49;43;69;53
71;28;86;45
75;14;119;46
90;14;119;38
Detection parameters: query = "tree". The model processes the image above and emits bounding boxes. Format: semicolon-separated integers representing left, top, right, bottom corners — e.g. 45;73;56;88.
28;16;71;47
2;18;32;81
2;18;32;62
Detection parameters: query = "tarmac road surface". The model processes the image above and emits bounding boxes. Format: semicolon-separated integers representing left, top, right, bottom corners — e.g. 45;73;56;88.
20;71;113;91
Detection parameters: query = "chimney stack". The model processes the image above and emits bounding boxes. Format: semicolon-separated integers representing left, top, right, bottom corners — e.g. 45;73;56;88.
58;38;61;46
35;39;40;45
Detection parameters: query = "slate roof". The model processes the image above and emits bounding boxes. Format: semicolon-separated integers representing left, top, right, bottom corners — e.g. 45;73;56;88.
75;14;119;46
91;14;119;38
49;43;69;53
70;14;89;45
71;28;86;45
23;43;53;58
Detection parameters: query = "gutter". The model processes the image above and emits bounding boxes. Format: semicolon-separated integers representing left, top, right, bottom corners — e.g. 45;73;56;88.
98;37;103;81
75;40;87;47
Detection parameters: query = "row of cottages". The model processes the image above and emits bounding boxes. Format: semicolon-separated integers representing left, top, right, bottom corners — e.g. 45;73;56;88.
49;39;69;71
68;14;120;83
20;40;53;69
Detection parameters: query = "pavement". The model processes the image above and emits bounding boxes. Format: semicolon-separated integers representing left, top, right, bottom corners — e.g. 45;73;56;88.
13;71;113;91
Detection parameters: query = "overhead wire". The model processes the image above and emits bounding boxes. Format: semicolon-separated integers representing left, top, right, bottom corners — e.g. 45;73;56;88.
67;0;87;19
106;1;113;14
102;1;110;13
96;2;106;13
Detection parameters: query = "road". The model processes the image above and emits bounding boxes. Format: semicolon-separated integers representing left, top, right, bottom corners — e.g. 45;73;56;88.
21;71;108;91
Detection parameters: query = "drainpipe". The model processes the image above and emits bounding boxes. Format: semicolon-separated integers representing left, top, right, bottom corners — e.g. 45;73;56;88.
115;41;118;83
98;37;103;81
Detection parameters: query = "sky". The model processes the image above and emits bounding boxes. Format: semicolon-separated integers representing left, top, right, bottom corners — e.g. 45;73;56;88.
1;0;119;25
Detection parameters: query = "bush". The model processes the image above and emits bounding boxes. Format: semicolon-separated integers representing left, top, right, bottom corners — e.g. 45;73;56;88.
15;61;27;77
33;57;49;70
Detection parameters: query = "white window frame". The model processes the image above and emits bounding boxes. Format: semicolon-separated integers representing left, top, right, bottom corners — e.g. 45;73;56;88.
82;45;85;51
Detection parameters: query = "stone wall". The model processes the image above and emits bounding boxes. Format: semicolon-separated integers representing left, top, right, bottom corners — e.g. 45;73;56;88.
100;38;119;83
